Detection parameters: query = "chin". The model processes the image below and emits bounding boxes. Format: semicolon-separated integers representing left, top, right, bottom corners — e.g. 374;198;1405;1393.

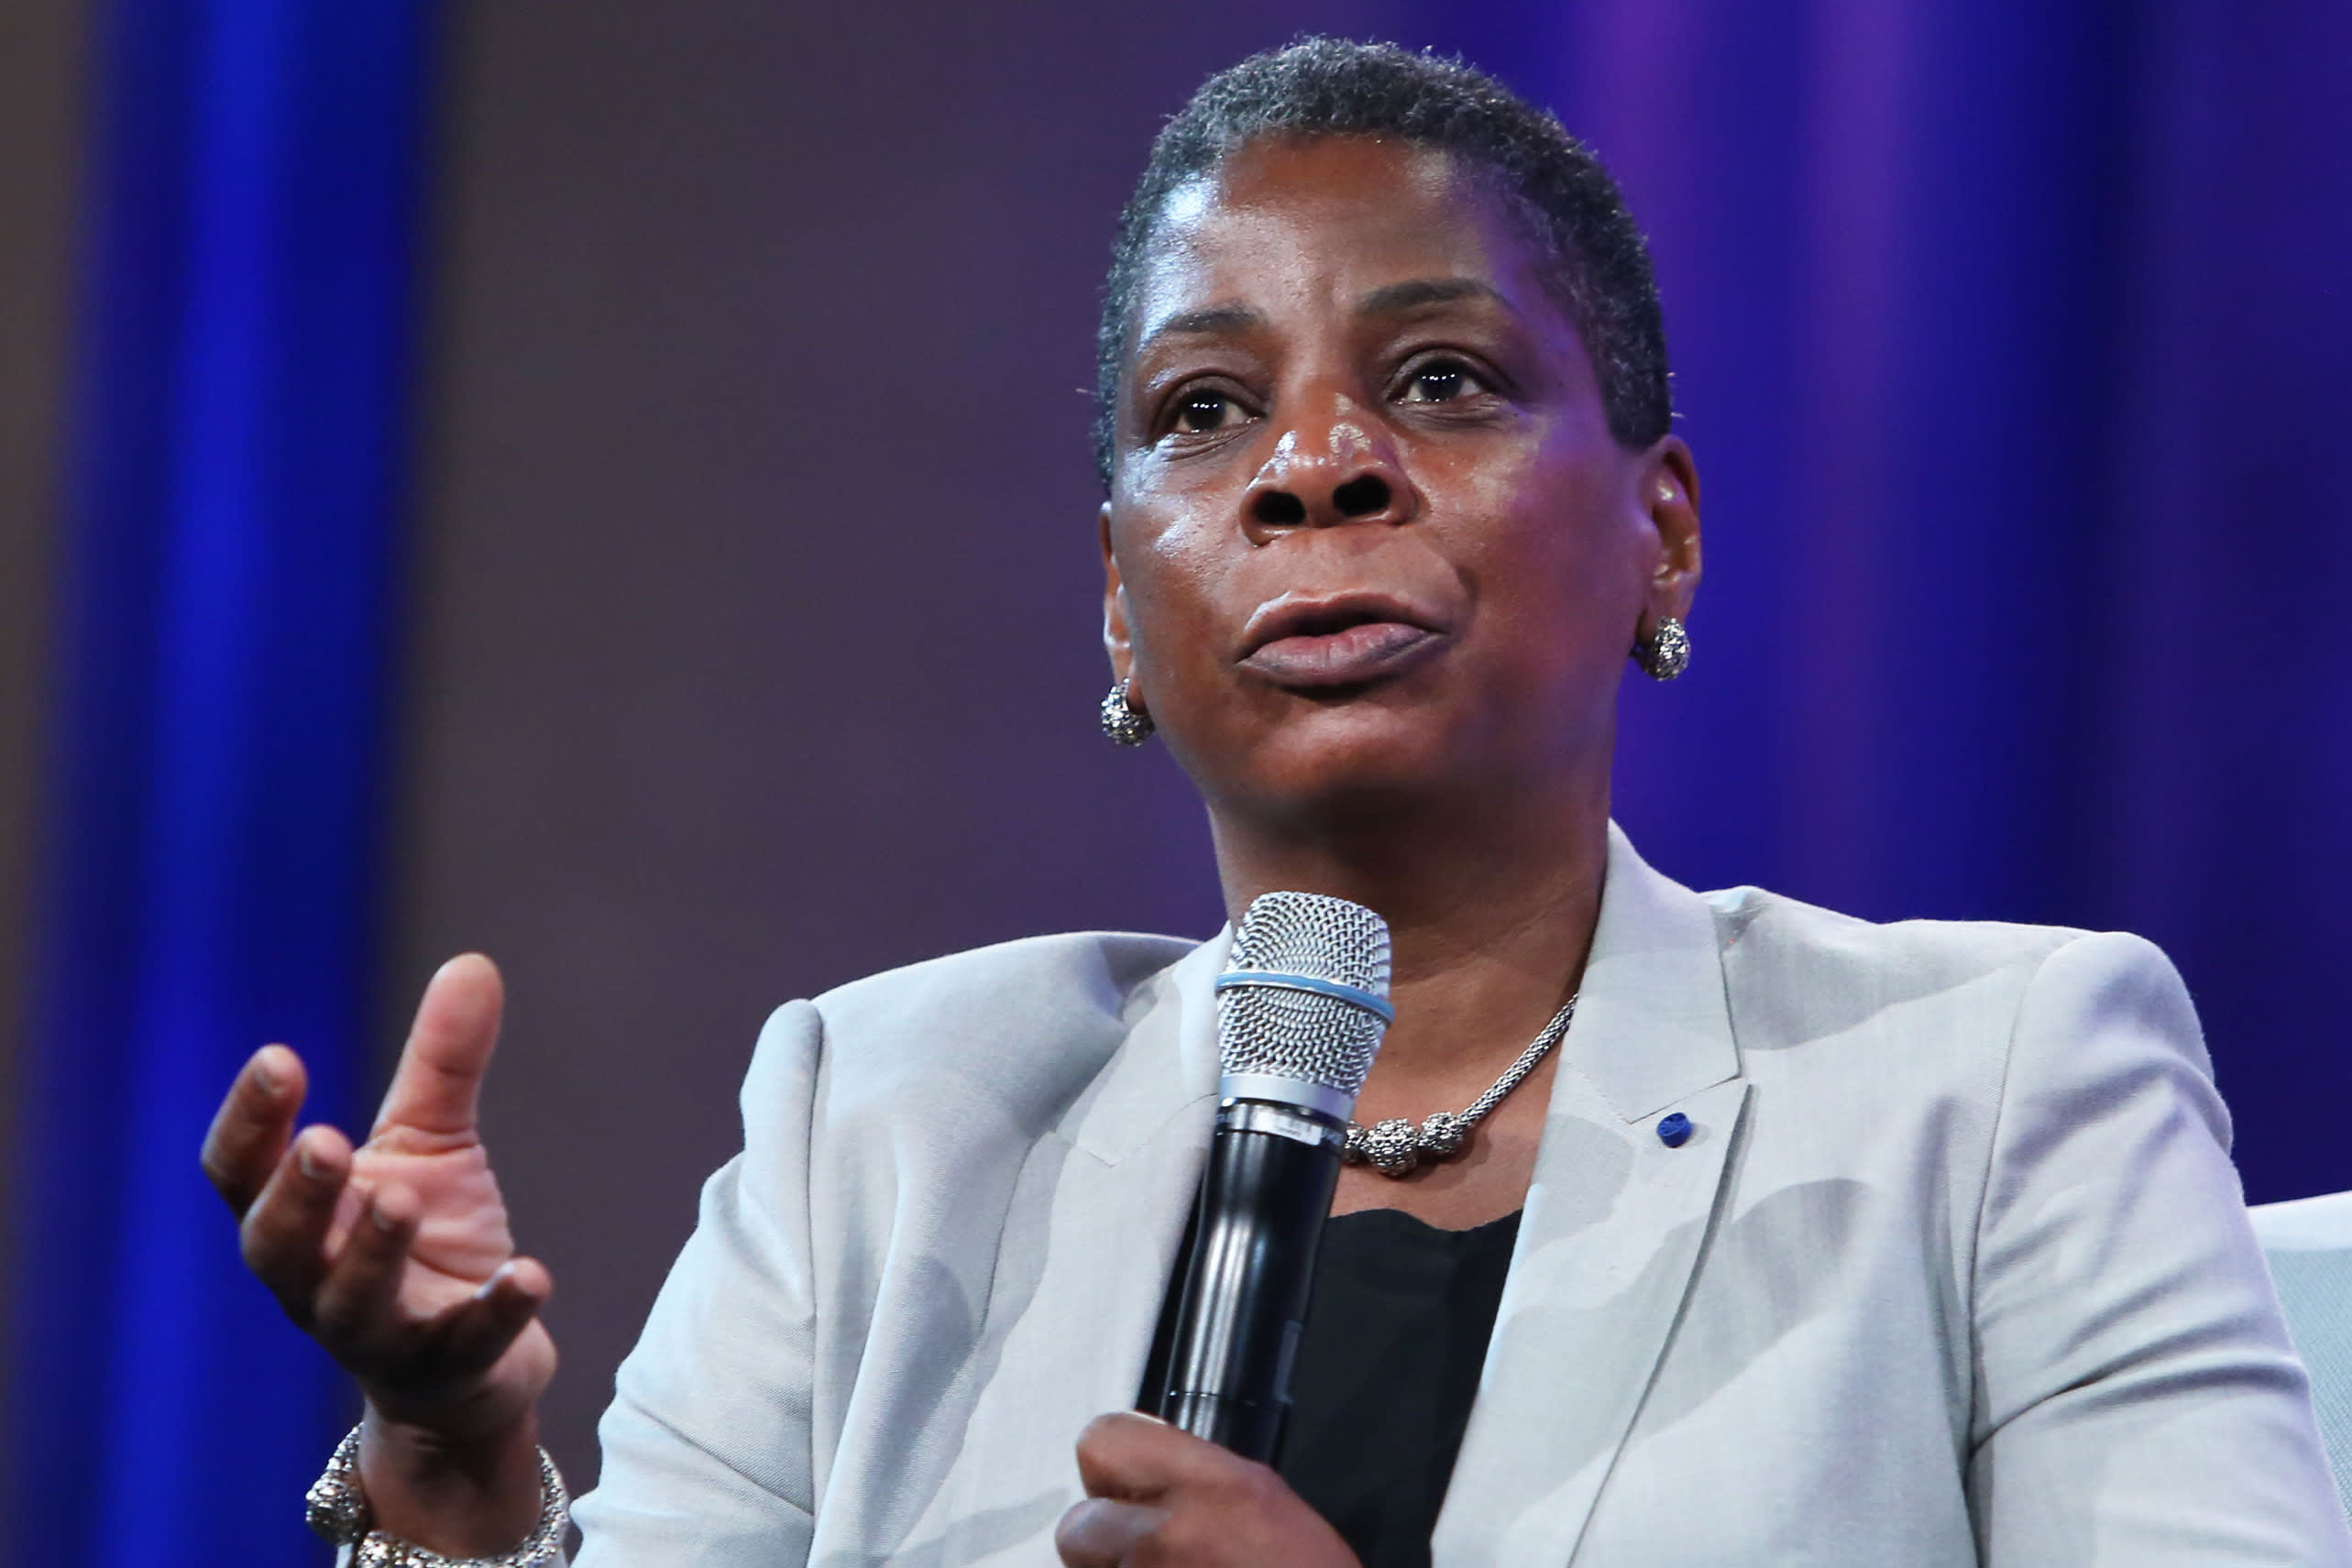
1215;707;1486;821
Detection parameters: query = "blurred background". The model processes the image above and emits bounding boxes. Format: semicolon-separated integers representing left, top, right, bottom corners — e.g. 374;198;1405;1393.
2;0;2346;1561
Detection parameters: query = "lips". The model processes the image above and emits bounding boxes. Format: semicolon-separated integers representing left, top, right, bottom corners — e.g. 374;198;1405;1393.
1238;593;1450;688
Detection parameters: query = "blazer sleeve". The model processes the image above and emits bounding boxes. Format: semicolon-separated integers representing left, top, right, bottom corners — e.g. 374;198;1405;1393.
1966;931;2352;1563
569;1000;825;1567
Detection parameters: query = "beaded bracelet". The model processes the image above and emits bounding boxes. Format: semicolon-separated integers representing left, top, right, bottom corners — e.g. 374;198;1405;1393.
306;1424;570;1567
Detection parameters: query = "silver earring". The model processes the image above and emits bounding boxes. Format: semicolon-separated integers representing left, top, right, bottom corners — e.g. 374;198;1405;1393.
1633;615;1690;680
1100;679;1155;745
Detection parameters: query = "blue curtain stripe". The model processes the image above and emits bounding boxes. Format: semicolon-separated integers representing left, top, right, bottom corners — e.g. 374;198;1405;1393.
7;0;433;1562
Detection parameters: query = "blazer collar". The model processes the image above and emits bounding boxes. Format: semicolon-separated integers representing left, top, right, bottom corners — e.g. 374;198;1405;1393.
1067;927;1227;1166
1433;823;1749;1566
1566;821;1742;1123
1076;819;1739;1146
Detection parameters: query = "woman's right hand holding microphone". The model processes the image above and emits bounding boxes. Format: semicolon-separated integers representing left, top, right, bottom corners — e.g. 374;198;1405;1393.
201;954;558;1555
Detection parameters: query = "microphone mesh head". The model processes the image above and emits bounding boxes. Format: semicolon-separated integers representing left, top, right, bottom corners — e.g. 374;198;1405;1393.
1218;892;1392;1099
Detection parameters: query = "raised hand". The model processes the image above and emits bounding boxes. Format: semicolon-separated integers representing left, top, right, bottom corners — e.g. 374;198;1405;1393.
202;953;555;1550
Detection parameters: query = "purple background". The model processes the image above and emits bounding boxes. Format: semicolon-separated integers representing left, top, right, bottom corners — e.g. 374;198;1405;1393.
4;0;2347;1545
379;0;2352;1493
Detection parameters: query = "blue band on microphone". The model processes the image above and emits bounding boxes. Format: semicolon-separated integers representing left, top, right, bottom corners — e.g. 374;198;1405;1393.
1214;970;1396;1023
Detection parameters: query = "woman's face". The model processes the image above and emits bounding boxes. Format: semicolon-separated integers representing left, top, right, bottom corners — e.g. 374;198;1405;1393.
1103;136;1698;826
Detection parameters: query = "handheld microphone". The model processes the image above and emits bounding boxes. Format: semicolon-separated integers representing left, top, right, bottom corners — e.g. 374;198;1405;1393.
1154;892;1393;1461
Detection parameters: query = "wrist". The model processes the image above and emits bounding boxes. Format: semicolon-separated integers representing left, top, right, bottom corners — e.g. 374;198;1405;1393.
357;1404;548;1554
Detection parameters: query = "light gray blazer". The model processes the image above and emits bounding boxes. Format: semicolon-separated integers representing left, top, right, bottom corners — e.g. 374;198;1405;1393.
569;826;2352;1565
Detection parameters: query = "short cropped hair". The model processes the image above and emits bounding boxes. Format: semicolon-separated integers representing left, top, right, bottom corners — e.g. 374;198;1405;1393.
1094;38;1671;489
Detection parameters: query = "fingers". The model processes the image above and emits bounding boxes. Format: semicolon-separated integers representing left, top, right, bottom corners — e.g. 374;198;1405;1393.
201;1046;307;1214
1075;1410;1208;1500
1067;1413;1355;1567
313;1181;422;1354
1065;1414;1186;1564
420;1256;555;1376
375;954;504;1137
1056;1497;1168;1566
239;1124;357;1317
245;1141;553;1397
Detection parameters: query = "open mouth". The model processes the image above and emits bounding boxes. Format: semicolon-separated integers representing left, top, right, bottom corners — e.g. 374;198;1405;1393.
1238;595;1449;688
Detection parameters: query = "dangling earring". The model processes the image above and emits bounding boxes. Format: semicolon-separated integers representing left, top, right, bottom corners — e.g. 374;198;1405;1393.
1632;615;1690;681
1100;679;1155;745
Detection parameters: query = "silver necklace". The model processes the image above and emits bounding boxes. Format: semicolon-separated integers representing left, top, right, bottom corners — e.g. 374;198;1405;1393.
1343;994;1578;1178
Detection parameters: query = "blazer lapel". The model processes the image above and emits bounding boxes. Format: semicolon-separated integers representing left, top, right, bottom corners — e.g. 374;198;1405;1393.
889;932;1228;1566
1432;825;1748;1567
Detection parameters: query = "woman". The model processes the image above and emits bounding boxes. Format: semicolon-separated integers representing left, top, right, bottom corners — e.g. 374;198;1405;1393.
202;40;2349;1567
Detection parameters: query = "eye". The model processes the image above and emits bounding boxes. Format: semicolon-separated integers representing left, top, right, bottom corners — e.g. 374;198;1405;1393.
1395;358;1491;405
1169;388;1250;434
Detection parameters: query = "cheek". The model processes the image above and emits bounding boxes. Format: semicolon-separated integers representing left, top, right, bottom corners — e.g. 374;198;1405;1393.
1443;443;1643;650
1114;506;1231;673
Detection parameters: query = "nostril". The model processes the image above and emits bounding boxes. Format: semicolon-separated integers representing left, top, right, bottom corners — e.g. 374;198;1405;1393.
1252;490;1308;527
1333;474;1391;518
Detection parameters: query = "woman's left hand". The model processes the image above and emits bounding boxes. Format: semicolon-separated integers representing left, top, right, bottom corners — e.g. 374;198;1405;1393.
1055;1411;1361;1567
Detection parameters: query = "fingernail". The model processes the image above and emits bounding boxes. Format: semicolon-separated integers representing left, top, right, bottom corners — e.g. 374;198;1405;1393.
252;1052;281;1093
370;1192;401;1231
472;1262;516;1301
296;1137;325;1179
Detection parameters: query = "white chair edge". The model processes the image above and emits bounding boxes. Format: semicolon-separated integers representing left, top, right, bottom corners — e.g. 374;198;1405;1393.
2250;1190;2352;1253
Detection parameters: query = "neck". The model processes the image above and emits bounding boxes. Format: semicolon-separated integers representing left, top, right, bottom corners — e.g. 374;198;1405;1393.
1206;768;1610;1094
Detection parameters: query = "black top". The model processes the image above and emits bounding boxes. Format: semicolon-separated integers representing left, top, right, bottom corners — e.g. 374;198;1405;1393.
1275;1207;1523;1568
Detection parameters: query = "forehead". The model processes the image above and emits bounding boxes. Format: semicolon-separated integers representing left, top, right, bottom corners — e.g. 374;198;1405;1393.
1131;137;1552;341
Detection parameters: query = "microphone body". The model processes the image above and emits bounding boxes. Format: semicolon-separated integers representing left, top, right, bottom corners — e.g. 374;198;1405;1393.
1154;893;1393;1462
1157;1098;1348;1458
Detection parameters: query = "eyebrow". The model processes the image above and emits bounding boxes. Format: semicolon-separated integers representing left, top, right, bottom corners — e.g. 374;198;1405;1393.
1356;277;1510;316
1134;303;1264;358
1131;278;1511;362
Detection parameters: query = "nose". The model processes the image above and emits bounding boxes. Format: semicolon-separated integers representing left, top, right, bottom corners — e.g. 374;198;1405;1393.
1243;404;1414;537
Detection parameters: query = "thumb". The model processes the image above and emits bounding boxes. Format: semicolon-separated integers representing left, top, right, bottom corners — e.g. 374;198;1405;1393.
1075;1411;1189;1501
374;954;505;1136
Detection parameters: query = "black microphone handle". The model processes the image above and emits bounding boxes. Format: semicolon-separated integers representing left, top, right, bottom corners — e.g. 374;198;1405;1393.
1155;1098;1346;1463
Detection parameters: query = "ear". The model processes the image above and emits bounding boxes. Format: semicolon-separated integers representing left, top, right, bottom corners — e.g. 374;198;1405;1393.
1101;501;1137;689
1636;435;1702;637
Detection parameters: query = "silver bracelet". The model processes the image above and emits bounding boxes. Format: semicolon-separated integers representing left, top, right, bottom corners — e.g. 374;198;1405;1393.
306;1423;570;1567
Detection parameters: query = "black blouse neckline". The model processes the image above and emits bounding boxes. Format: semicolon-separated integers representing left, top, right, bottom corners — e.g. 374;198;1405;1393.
1274;1205;1524;1568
